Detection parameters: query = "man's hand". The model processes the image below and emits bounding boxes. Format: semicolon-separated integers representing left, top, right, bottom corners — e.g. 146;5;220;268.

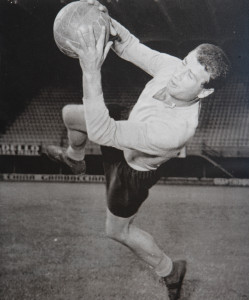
86;0;107;13
86;0;118;37
66;25;113;75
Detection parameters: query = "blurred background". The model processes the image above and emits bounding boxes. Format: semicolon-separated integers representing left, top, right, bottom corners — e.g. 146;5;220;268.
0;0;248;178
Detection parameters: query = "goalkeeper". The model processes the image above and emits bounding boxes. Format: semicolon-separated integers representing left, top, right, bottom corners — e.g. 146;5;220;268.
44;1;230;299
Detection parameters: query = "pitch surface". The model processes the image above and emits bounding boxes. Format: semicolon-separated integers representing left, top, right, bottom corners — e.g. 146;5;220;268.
0;182;248;299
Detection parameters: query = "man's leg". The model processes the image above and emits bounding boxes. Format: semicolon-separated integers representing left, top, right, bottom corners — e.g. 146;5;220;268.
62;104;87;161
105;208;172;276
44;104;87;174
105;208;186;300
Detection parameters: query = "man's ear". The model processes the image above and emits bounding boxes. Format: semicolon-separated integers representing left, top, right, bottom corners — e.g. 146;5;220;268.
198;88;214;99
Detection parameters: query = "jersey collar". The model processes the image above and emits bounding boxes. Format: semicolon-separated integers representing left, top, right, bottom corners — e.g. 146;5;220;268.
153;86;199;108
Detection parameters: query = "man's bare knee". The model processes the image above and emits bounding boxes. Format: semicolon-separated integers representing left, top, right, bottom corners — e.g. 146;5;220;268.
105;210;135;244
62;104;86;131
106;221;128;243
62;105;75;126
105;215;121;240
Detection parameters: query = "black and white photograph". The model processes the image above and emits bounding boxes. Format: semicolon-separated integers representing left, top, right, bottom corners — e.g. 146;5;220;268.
0;0;248;299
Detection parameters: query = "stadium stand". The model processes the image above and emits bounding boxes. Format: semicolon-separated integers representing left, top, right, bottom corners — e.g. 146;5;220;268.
0;85;141;155
187;75;249;157
0;74;248;159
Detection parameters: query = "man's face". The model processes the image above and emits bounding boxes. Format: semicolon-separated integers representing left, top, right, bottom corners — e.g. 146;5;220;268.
167;49;212;101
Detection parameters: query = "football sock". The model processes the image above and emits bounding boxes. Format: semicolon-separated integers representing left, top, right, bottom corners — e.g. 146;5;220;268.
66;145;85;161
155;254;173;277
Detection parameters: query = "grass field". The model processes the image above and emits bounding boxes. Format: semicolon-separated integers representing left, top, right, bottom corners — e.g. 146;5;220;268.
0;182;248;300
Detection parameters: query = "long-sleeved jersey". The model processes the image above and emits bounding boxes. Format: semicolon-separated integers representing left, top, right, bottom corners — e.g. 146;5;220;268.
83;24;200;171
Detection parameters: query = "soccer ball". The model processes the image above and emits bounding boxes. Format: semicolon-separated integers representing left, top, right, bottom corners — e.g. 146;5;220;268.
53;0;110;58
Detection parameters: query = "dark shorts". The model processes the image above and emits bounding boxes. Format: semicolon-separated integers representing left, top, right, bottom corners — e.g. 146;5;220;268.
101;104;162;218
101;146;162;218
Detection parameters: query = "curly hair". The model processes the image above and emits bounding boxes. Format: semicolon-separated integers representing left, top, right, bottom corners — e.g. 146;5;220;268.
196;43;231;89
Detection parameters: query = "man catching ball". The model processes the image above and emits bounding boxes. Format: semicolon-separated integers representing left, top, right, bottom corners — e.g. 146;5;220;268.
44;1;230;298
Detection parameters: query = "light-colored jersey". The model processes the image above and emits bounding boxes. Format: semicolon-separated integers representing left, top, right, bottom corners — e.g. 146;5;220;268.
84;28;200;171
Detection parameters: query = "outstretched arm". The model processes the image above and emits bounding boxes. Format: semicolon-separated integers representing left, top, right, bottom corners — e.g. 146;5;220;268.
67;26;182;155
67;24;112;99
87;0;179;77
110;19;180;77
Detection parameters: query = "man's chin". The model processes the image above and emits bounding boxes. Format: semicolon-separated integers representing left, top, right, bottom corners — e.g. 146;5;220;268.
167;85;177;97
